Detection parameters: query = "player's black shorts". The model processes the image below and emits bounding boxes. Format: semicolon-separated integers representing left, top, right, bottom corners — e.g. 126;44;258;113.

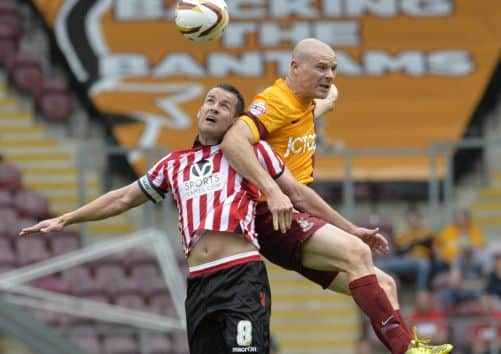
186;260;271;354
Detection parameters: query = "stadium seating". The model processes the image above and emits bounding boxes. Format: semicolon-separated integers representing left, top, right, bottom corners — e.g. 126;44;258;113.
130;263;163;297
69;331;103;354
49;230;81;256
0;161;22;191
170;332;189;354
0;190;14;207
113;293;147;312
15;235;51;265
14;189;50;219
36;77;72;122
0;1;23;41
0;237;17;266
94;264;128;296
102;334;139;354
0;207;18;238
0;24;18;67
123;249;157;269
144;332;173;354
148;287;177;317
7;52;44;96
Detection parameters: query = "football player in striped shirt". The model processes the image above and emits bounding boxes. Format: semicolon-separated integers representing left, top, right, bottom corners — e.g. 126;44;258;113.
221;38;453;354
20;84;283;354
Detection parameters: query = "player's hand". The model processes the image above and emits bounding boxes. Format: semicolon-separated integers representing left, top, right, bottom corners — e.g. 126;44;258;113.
351;227;390;255
314;84;339;118
19;217;65;237
266;190;293;233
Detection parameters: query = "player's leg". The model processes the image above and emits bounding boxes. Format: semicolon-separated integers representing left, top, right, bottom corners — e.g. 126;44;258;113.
328;267;411;351
301;226;453;354
219;261;271;353
189;317;227;354
300;224;412;354
328;267;399;309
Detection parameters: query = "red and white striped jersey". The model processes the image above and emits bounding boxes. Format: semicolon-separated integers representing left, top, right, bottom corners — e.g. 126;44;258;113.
138;141;284;257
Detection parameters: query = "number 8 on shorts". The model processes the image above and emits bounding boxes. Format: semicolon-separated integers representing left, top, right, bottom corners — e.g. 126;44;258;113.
236;320;253;346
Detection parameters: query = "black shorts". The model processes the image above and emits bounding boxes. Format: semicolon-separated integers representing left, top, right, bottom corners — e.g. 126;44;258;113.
186;260;271;354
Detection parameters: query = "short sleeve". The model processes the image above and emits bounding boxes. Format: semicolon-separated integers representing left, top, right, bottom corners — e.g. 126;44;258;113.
240;97;289;142
254;141;285;179
137;155;171;203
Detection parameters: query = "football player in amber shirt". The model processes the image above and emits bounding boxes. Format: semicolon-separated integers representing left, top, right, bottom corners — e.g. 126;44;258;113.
222;38;453;354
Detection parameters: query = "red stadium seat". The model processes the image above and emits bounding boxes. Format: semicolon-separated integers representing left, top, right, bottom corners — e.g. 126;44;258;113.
144;333;172;354
113;293;147;312
94;264;128;295
62;266;99;296
148;287;177;317
0;1;23;41
102;334;139;354
7;53;44;96
0;208;19;239
49;230;81;256
15;236;51;265
0;24;18;67
0;237;16;266
69;331;103;354
31;275;71;294
170;332;189;354
14;189;50;219
36;77;72;122
0;161;22;191
130;264;162;297
0;190;14;208
123;249;157;270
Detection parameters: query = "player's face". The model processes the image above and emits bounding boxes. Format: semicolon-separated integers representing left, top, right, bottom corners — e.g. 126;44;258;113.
197;87;238;143
295;49;337;100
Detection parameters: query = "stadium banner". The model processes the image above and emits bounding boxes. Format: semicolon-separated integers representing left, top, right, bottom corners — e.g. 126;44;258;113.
32;0;501;180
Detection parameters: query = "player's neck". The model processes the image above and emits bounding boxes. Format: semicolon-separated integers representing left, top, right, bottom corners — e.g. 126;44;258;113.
285;76;312;105
197;133;221;146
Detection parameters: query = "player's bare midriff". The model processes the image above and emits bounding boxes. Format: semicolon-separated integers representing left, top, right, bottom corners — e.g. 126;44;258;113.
188;230;256;267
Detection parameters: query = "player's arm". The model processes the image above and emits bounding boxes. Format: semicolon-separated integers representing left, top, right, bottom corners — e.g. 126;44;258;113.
275;169;390;254
19;182;148;237
221;119;293;233
314;84;338;118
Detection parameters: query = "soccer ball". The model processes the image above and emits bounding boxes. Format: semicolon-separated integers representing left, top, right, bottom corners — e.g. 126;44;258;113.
175;0;229;43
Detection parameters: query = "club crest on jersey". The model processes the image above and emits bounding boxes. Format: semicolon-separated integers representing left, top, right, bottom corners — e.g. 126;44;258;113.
184;159;222;199
249;102;267;116
296;217;314;233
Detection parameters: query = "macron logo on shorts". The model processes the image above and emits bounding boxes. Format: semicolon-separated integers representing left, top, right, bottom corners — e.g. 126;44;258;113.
232;347;258;352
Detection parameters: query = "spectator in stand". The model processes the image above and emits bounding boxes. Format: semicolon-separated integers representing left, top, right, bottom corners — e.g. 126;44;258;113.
438;237;488;306
483;251;501;308
470;295;501;354
435;209;485;265
376;207;433;294
408;290;449;344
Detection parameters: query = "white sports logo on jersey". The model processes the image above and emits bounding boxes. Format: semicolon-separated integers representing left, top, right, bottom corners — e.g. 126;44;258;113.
184;159;222;199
